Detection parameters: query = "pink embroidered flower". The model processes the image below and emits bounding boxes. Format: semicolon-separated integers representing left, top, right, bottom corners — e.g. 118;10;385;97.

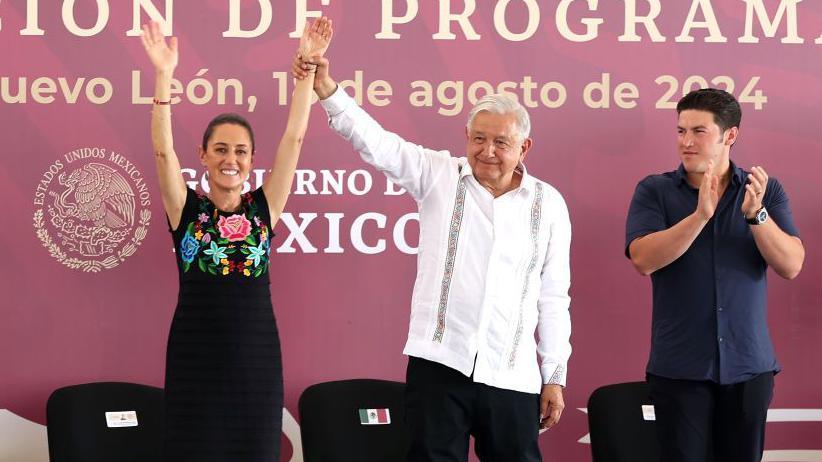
217;214;252;242
198;212;209;223
254;216;262;227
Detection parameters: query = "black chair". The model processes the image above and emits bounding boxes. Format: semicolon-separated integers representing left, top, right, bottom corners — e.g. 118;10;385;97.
587;381;660;462
46;382;164;462
299;379;410;462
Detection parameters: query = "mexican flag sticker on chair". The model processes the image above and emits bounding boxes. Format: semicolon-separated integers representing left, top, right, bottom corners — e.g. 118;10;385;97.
358;408;391;425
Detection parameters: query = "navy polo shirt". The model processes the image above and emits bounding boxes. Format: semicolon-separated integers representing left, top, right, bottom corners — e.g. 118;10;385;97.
625;162;800;384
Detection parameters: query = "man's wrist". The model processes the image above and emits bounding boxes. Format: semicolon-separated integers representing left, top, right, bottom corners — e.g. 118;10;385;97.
746;205;768;225
693;210;710;225
315;79;337;100
744;206;761;220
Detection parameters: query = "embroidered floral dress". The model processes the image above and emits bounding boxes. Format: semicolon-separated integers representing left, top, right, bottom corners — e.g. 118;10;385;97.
165;187;282;462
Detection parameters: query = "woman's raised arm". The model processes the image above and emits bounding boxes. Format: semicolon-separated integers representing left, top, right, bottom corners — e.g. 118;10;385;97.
141;21;187;229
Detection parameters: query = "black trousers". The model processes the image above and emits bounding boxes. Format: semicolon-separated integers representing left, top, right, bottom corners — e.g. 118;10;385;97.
647;372;774;462
404;356;542;462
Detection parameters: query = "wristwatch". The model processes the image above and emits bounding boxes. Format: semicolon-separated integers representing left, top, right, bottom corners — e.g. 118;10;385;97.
746;206;768;225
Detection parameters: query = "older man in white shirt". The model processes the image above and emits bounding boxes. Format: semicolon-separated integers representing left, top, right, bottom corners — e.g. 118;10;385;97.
294;55;572;462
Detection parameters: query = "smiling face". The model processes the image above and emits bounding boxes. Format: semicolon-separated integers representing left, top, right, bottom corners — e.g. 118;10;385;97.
465;111;532;191
199;123;253;192
677;109;737;175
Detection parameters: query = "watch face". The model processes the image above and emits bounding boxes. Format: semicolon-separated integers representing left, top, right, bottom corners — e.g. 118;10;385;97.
756;208;768;224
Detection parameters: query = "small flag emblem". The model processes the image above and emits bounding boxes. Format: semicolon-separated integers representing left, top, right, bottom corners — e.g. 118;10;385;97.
359;408;391;425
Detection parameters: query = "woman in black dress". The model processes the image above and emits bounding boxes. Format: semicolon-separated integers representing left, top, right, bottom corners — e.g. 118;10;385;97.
140;17;332;461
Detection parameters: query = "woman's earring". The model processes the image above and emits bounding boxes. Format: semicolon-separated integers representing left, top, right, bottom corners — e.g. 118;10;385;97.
204;171;210;182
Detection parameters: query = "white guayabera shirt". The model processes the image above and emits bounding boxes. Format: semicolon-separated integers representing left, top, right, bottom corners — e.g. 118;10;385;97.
321;88;572;394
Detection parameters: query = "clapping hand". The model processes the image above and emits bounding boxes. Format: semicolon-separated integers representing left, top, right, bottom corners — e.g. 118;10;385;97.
697;160;720;222
742;166;769;218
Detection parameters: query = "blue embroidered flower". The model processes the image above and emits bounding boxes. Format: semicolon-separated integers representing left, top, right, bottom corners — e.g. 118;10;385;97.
246;240;267;267
203;241;228;265
179;232;199;264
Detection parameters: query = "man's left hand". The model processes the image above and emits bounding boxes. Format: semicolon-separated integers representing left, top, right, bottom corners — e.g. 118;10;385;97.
742;166;769;218
539;384;565;430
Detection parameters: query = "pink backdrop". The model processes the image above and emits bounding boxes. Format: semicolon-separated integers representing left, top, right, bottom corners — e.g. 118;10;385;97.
2;1;821;460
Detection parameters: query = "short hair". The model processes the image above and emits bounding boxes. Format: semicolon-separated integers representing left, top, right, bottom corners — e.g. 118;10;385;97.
676;88;741;133
202;113;256;153
466;94;531;141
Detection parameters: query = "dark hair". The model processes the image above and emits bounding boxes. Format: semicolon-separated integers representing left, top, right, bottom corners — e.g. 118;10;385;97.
201;113;256;154
676;88;741;133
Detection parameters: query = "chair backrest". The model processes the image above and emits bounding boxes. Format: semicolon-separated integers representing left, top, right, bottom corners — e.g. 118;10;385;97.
46;382;164;462
587;381;660;462
299;379;410;462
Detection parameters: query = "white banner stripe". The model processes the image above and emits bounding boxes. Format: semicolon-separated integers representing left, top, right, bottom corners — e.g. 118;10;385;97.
762;450;822;462
766;410;822;422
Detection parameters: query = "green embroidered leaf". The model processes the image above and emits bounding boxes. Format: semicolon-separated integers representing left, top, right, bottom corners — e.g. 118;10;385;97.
197;258;207;272
186;221;195;234
245;235;257;246
241;247;250;255
254;266;264;277
224;247;237;255
207;265;218;275
182;261;190;272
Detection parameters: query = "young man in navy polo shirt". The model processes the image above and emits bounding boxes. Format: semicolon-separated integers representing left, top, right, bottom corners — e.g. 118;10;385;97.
625;88;805;462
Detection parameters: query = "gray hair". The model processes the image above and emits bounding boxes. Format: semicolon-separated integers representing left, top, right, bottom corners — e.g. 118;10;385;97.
466;93;531;141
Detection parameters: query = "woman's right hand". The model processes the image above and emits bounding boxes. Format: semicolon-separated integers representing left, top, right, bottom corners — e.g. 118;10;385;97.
140;21;178;74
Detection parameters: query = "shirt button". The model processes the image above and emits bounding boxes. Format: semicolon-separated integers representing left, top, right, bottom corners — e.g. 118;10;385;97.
719;337;724;343
717;306;723;312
